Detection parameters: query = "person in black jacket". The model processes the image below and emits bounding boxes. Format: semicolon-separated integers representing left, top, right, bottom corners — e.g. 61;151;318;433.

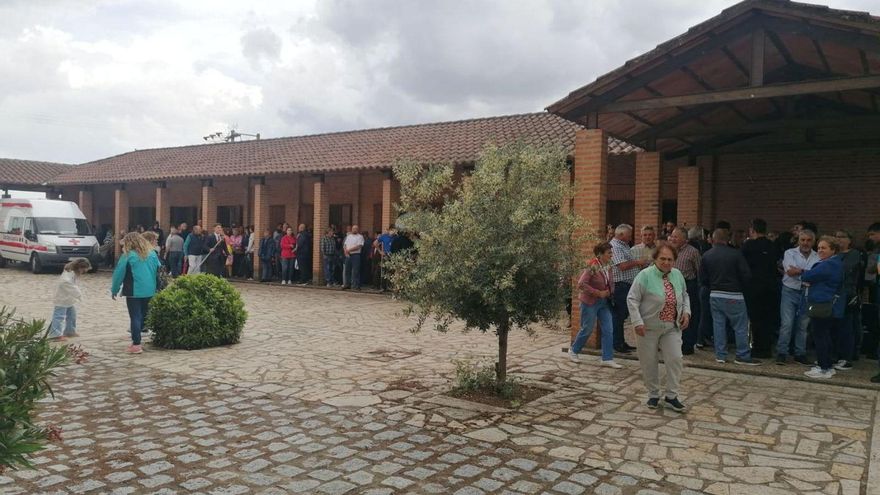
742;218;780;359
295;224;312;284
258;229;277;282
204;224;228;277
701;229;761;366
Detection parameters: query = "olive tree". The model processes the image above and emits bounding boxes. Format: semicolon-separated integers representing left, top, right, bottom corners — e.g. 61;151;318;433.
385;143;588;385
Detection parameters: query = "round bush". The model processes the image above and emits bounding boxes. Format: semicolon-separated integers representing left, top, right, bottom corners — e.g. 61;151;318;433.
146;274;247;350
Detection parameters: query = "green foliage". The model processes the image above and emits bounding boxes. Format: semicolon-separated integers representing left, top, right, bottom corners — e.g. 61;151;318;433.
0;308;69;471
147;275;248;350
452;359;520;400
386;143;591;382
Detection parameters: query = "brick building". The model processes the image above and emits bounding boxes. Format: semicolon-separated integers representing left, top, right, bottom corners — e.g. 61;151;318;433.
546;0;880;338
37;113;635;283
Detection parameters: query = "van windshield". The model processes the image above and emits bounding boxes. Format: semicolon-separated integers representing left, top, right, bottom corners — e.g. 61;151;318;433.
33;218;93;236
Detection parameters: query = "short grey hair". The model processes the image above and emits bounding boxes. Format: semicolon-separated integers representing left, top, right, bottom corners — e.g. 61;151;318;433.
614;224;633;236
688;226;704;240
799;229;816;240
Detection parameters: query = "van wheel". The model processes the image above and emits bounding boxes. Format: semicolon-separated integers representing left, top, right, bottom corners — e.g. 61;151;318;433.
30;254;42;274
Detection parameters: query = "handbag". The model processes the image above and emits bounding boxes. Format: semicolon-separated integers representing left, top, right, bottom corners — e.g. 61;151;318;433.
805;286;838;318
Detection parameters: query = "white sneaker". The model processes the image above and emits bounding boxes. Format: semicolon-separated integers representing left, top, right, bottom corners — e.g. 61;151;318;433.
282;280;288;285
601;360;623;369
568;349;579;362
804;368;834;379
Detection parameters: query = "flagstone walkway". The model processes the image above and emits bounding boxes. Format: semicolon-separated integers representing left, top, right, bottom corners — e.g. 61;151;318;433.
1;266;878;494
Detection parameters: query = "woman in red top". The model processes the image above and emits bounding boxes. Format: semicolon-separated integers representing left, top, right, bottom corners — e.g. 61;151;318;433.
568;242;622;368
280;227;297;285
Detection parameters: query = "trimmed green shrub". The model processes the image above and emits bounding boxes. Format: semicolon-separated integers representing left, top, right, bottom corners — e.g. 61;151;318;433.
0;308;69;472
147;274;247;350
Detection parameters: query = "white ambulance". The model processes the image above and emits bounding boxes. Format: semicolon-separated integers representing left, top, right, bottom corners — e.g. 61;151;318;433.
0;199;101;273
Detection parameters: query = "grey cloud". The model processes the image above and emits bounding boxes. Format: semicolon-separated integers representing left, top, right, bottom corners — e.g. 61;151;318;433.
241;27;282;66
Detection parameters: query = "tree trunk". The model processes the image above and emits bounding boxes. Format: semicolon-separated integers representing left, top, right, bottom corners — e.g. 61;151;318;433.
496;320;509;384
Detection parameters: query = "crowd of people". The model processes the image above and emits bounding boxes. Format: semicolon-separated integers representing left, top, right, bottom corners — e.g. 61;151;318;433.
96;220;415;291
574;219;880;412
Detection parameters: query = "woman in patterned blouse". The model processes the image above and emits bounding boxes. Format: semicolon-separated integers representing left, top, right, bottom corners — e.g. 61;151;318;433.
626;244;692;412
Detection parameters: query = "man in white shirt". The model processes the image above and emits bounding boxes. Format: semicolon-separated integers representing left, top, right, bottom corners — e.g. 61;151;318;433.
342;225;365;290
776;229;820;365
630;225;658;267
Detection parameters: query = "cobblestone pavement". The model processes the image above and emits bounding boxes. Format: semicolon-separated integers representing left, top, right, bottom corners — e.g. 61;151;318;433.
1;266;879;494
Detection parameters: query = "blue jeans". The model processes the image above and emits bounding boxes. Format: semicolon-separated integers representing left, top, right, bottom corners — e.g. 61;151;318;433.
611;282;631;348
344;254;361;289
571;300;614;361
167;251;183;277
281;258;295;283
324;256;336;285
711;296;751;360
260;259;273;281
49;306;76;337
126;297;151;346
777;286;808;357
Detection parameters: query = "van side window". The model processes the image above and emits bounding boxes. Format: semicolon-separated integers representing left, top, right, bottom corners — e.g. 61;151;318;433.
23;218;33;235
8;217;23;235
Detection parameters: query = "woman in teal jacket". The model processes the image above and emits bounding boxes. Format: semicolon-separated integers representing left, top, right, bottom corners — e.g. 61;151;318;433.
111;232;161;354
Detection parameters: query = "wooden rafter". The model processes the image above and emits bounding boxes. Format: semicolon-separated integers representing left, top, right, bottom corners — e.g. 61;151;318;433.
812;39;832;74
655;114;880;138
600;75;880;113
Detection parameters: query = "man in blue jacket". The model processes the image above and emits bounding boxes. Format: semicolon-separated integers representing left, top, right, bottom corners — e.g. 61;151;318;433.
259;229;277;282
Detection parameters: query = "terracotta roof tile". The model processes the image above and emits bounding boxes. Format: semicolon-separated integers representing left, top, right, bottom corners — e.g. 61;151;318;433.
50;113;639;185
0;159;72;187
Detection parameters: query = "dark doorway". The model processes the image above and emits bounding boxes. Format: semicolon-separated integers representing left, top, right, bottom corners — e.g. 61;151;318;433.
217;205;243;227
607;200;634;228
269;205;286;228
330;204;352;230
129;207;155;231
170;206;198;228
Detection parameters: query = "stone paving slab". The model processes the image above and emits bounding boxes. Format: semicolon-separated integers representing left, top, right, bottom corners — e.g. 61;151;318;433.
1;266;879;494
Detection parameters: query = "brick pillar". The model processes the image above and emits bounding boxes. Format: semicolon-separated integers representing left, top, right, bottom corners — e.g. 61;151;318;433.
634;151;661;244
312;176;328;284
697;156;715;228
201;180;216;228
155;183;170;231
78;189;94;225
252;180;269;276
352;172;361;225
676;166;702;229
381;171;400;230
570;129;608;347
114;186;129;260
285;175;301;227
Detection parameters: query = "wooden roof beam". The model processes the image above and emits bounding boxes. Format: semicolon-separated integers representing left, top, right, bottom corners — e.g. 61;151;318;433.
561;14;759;118
766;30;795;67
760;15;880;54
655;114;880;138
680;66;754;122
600;75;880;113
812;39;832;74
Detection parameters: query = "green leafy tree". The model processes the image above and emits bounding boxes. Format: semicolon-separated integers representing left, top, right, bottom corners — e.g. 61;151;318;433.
0;308;70;472
386;143;589;384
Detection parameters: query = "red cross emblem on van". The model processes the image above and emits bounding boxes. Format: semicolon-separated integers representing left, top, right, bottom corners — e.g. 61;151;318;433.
69;239;80;245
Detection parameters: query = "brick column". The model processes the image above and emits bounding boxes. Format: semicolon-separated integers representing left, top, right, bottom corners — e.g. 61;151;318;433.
252;179;269;276
634;151;661;244
114;186;129;260
312;176;328;284
285;175;300;227
676;166;702;229
201;179;216;228
352;172;361;225
570;129;608;347
155;182;170;231
381;171;400;230
78;189;94;225
697;155;715;228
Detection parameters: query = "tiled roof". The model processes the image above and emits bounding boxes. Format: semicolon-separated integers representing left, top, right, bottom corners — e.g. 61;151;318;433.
0;159;72;187
50;113;639;185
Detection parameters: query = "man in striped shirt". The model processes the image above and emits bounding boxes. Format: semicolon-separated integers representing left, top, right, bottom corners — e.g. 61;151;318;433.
669;227;701;355
611;224;650;353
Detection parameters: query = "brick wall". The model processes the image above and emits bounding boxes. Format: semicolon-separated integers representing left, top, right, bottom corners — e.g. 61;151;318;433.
714;149;880;238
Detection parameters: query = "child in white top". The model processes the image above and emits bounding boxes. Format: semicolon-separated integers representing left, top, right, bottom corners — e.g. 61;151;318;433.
49;258;92;341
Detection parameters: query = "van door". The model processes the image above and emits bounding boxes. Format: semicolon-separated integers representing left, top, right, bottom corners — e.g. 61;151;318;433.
3;216;26;260
22;217;39;257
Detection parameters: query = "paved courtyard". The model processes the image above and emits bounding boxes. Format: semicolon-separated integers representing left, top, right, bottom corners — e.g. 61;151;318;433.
1;266;879;494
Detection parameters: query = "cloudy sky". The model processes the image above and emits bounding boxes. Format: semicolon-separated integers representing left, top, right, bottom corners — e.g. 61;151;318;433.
0;0;876;164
